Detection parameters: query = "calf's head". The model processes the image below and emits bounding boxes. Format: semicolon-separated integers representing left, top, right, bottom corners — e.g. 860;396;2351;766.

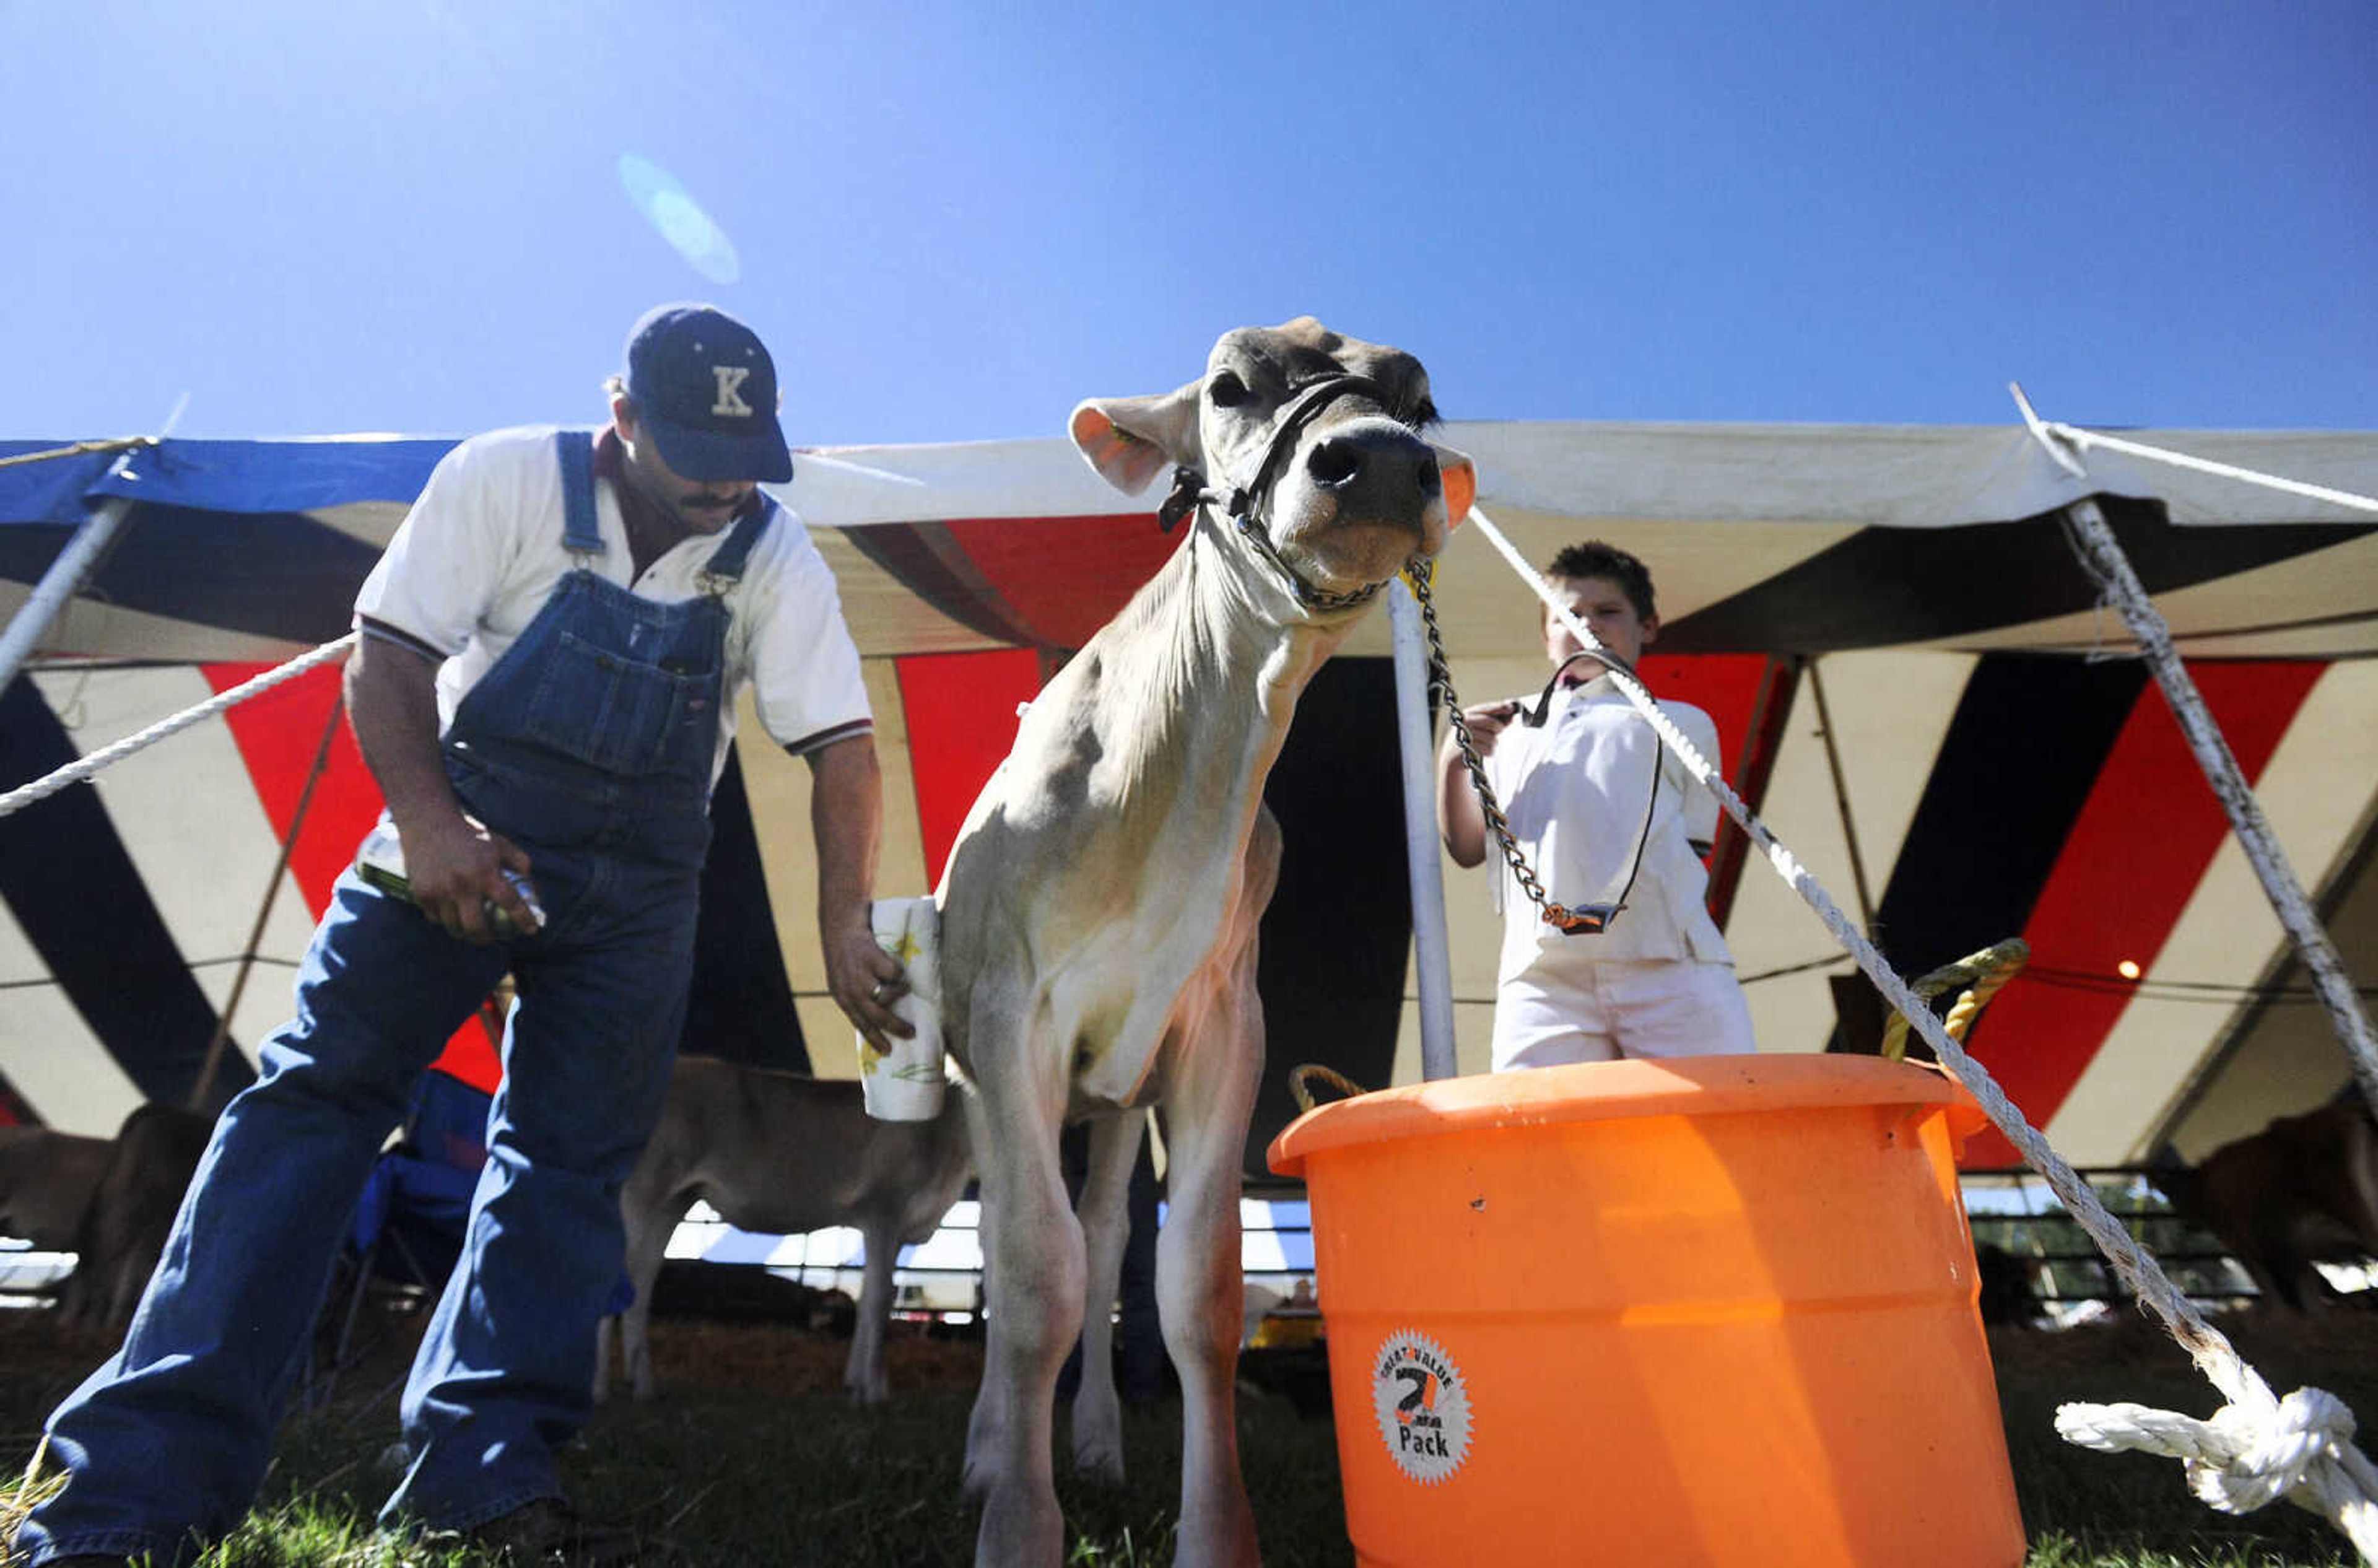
1071;318;1474;608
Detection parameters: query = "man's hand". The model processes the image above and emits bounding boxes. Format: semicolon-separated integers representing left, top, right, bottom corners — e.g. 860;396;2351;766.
347;634;541;943
403;812;542;943
824;910;913;1052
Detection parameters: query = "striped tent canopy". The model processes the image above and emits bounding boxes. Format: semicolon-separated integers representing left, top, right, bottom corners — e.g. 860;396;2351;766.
4;423;2373;1171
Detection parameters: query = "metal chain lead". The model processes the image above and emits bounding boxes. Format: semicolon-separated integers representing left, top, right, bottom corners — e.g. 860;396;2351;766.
1406;560;1577;931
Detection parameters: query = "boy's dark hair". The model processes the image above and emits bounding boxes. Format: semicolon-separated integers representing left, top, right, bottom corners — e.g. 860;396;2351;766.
1546;541;1656;622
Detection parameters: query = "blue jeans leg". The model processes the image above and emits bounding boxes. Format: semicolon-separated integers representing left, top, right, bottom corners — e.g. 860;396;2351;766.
20;878;507;1567
380;855;697;1531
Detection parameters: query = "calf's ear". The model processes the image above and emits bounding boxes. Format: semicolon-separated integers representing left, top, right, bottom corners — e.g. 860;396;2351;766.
1435;443;1477;528
1069;379;1201;496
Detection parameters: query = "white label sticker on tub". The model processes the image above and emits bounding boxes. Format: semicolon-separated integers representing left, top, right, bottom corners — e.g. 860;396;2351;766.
1372;1330;1471;1484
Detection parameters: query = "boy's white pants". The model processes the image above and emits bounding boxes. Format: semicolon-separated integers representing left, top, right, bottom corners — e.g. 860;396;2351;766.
1492;957;1756;1071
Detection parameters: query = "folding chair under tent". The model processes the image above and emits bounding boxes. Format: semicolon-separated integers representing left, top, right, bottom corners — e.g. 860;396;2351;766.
311;1059;636;1408
311;1064;489;1406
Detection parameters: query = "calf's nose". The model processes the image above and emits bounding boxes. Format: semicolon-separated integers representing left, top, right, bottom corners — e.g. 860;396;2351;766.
1303;424;1442;517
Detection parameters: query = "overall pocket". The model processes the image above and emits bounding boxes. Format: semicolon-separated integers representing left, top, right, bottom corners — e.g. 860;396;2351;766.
521;630;713;776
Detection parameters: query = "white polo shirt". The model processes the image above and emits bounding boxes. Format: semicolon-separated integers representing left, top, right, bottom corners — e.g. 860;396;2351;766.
1481;676;1733;978
354;425;870;782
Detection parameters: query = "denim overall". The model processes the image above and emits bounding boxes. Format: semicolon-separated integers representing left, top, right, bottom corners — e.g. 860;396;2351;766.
26;433;775;1562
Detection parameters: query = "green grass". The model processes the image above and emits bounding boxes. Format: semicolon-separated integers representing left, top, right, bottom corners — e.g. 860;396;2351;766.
2022;1540;2352;1568
3;1306;2369;1566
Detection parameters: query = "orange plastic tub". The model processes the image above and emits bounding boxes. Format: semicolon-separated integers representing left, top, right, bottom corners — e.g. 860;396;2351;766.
1267;1054;2023;1568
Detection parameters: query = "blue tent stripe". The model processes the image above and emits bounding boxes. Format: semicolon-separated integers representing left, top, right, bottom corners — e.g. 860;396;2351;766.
0;676;253;1113
680;746;809;1073
81;505;385;646
1247;658;1410;1173
92;437;456;513
0;442;123;526
1856;654;2147;1027
1665;499;2373;655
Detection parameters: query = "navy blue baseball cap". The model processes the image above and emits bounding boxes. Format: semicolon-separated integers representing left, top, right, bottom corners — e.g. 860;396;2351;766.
621;303;794;483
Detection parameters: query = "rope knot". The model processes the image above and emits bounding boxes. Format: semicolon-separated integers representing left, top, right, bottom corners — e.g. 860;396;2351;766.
2195;1388;2359;1515
2057;1385;2376;1533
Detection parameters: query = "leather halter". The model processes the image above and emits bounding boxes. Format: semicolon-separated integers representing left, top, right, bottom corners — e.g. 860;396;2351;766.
1156;373;1420;614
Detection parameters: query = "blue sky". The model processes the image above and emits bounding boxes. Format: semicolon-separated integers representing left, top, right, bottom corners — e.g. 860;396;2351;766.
4;2;2371;446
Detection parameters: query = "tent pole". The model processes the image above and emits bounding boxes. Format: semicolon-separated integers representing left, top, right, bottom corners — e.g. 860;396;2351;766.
1706;653;1803;933
2057;495;2378;1118
0;494;137;694
1805;657;1877;935
1389;577;1459;1082
189;690;345;1111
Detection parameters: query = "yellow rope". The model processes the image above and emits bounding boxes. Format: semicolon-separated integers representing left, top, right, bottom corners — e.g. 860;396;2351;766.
1880;937;2031;1061
0;436;155;470
1288;1063;1370;1113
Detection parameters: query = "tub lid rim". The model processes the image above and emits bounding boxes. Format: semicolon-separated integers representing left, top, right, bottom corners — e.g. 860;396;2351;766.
1266;1055;1985;1178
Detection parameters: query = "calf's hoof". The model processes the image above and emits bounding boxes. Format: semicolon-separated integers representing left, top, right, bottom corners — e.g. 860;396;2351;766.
1172;1502;1262;1568
973;1485;1064;1568
1070;1393;1126;1484
1072;1437;1126;1486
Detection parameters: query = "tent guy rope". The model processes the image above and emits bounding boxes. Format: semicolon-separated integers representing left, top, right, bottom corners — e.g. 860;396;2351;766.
2012;386;2378;1124
0;634;357;822
2036;420;2378;517
1458;498;2378;1561
0;437;154;472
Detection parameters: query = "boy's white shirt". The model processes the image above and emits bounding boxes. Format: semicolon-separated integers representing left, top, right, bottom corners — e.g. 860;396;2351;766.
1480;674;1732;975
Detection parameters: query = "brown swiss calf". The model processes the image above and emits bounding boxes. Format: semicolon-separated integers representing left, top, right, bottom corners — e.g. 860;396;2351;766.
2158;1101;2378;1313
598;1056;972;1405
0;1124;114;1254
58;1103;214;1328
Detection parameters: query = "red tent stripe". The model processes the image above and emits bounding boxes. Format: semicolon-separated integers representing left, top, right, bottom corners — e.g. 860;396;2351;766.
203;659;503;1094
202;661;381;917
943;515;1182;651
1959;660;2325;1165
1636;651;1770;797
895;648;1045;885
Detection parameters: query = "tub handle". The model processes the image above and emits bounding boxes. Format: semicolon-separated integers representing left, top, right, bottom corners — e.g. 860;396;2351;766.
1289;1063;1372;1113
1881;938;2030;1062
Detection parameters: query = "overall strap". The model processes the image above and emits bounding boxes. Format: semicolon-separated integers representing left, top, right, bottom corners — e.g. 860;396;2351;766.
554;429;604;557
697;493;778;589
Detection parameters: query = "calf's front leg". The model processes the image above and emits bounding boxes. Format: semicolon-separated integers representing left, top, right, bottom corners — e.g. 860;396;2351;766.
1155;980;1266;1568
846;1214;899;1404
1070;1106;1147;1482
961;999;1083;1567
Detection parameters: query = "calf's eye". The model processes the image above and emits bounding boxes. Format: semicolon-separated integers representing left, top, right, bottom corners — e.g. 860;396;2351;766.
1208;373;1250;408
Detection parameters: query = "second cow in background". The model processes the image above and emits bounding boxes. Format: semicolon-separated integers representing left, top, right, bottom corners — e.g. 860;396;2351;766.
600;1056;972;1405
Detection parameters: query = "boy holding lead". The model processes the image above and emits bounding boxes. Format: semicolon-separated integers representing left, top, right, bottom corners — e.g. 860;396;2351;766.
1437;541;1755;1069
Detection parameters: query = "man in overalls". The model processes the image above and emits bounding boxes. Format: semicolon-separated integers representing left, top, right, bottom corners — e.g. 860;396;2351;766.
19;303;907;1566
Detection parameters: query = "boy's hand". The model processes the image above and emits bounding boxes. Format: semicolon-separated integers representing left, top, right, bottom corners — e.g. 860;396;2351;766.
1457;700;1522;757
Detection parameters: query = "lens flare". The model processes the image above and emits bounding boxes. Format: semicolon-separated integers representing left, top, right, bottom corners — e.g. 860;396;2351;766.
617;154;741;285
